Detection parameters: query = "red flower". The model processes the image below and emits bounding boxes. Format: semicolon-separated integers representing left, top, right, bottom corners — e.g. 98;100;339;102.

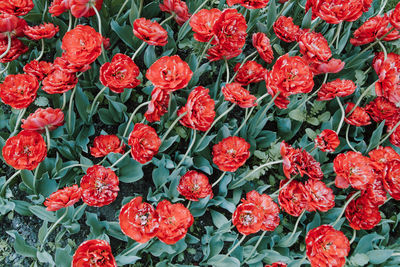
69;0;103;18
298;31;331;63
156;200;194;245
44;185;82;211
252;32;274;63
232;202;263;235
53;55;90;74
0;0;34;16
374;52;400;106
146;55;193;92
119;196;159;243
90;135;125;158
100;53;141;93
369;146;400;172
159;0;191;26
389;125;400;147
0;38;28;64
365;97;399;125
42;68;78;94
128;123;161;164
345;193;381;230
227;0;270;9
206;44;242;62
390;2;400;30
344;102;371;126
234;61;266;86
72;239;116;267
309;58;345;75
265;54;314;109
212;136;251;172
23;23;59;40
278;179;309;216
133;18;168;46
0;74;39;109
213;9;247;51
245;190;280;231
265;263;287;267
0;13;19;34
190;9;221;43
2;130;47;170
305;225;350;267
314;129;340;152
145;87;170;123
178;86;216;131
80;165;119;207
383;160;400;200
21;108;64;133
222;83;257;108
333;151;376;190
273;16;300;43
49;0;70;17
362;178;387;206
304;179;335;212
61;25;103;66
317;79;356;101
350;14;400;46
23;60;53;81
177;170;213;201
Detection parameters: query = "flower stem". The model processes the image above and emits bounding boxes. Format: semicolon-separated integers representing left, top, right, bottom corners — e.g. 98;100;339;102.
36;39;45;61
122;240;151;256
212;171;227;188
89;86;107;120
175;130;196;170
67;11;73;32
198;36;214;63
10;108;26;137
179;0;211;38
0;170;21;197
186;201;191;209
160;14;175;26
301;73;328;106
45;126;51;151
329;22;342;48
160;111;187;144
0;62;10;75
349;228;357;244
72;203;87;221
270;175;296;199
244;231;266;263
378;0;388;15
276;0;291;18
219;235;246;262
377;120;400;147
92;5;106;62
40;207;69;250
132;42;147;60
0;33;11;60
331;191;361;227
110;151;130;168
378;40;387;61
225;59;230;84
61;93;67;110
336;97;345;134
229;50;258;83
347;81;377;117
116;0;130;20
56;164;91;174
287;210;305;242
68;86;77;134
123;101;151;137
345;124;357;152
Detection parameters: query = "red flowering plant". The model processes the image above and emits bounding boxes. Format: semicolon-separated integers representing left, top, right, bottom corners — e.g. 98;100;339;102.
1;0;400;266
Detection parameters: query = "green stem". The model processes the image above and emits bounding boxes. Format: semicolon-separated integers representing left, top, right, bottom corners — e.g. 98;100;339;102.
0;33;11;60
212;171;227;188
244;231;266;263
160;14;175;26
72;203;87;221
231;160;283;188
229;50;258;83
160;111;187;144
40;207;69;250
122;240;151;256
36;39;45;61
61;93;67;110
349;228;356;244
56;164;91;174
116;0;130;20
89;86;107;120
132;42;147;60
10;108;26;137
224;59;230;84
345;124;357;152
186;201;191;209
270;175;296;199
0;62;10;75
329;22;342;48
45;126;51;151
68;86;77;134
331;191;361;227
175;130;196;170
123;101;151;137
287;210;305;241
219;235;246;262
346;81;377;117
378;0;388;15
336;97;345;134
378;40;387;61
179;0;211;38
276;0;291;18
92;5;106;62
302;73;328;106
377;120;400;147
67;11;72;32
0;170;21;197
198;36;214;63
110;151;130;168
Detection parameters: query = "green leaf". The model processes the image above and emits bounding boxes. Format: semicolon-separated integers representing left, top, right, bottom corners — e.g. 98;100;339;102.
34;96;49;107
29;206;57;222
210;210;229;228
289;109;306;122
6;230;37;258
159;135;180;153
302;8;313;28
144;45;157;68
266;0;277;31
147;240;176;257
366;249;393;264
20;170;35;191
366;121;385;152
110;20;135;49
152;165;169;188
193;156;213;175
37;250;55;266
354;233;384;254
350;253;369;266
75;86;90;122
207;255;241;267
195;134;217;152
119;158;144;183
55;245;73;267
277;231;302;247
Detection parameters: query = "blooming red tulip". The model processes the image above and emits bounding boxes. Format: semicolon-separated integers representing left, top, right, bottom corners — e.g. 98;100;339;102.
0;74;39;109
304;179;335;212
23;60;53;81
0;37;28;63
69;0;103;18
345;193;381;230
390;2;400;30
222;83;257;108
383;159;400;200
273;16;300;42
21;108;64;133
44;185;82;211
177;170;213;201
190;9;221;43
252;32;274;63
212;136;251;172
128;123;161;164
145;87;170;123
159;0;191;26
317;79;356;101
90;135;125;158
344;102;371;126
232;202;263;235
42;68;78;94
23;23;59;40
227;0;270;9
133;18;168;46
233;61;266;86
0;0;34;16
314;129;340;152
278;179;309;216
72;239;116;267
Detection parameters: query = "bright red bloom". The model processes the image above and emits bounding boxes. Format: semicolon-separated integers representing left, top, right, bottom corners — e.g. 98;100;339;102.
345;193;381;230
206;44;242;62
49;0;70;16
369;146;400;172
298;31;331;63
42;68;78;94
159;0;191;26
90;135;125;158
213;9;247;51
212;136;251;172
72;239;116;267
178;86;216;131
304;179;335;212
0;0;34;16
390;2;400;30
0;13;18;34
344;102;371;126
365;97;399;125
190;9;221;43
177;170;213;201
80;165;119;207
308;57;345;75
53;55;90;74
133;18;168;46
128;123;161;164
265;54;314;109
69;0;103;18
0;74;39;109
273;16;300;43
350;14;400;46
145;87;170;123
383;160;400;200
362;178;387;206
100;53;141;93
222;83;257;108
227;0;269;9
146;55;193;92
23;60;53;81
23;23;59;40
61;25;103;66
305;225;350;267
252;32;274;63
119;196;159;243
317;79;356;101
156;200;194;245
21;108;64;133
232;202;263;235
278;179;309;217
333;151;376;190
389;125;400;147
245;190;280;231
374;52;400;106
234;61;266;86
44;185;82;211
0;37;28;63
314;129;340;152
2;130;47;170
265;263;287;267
